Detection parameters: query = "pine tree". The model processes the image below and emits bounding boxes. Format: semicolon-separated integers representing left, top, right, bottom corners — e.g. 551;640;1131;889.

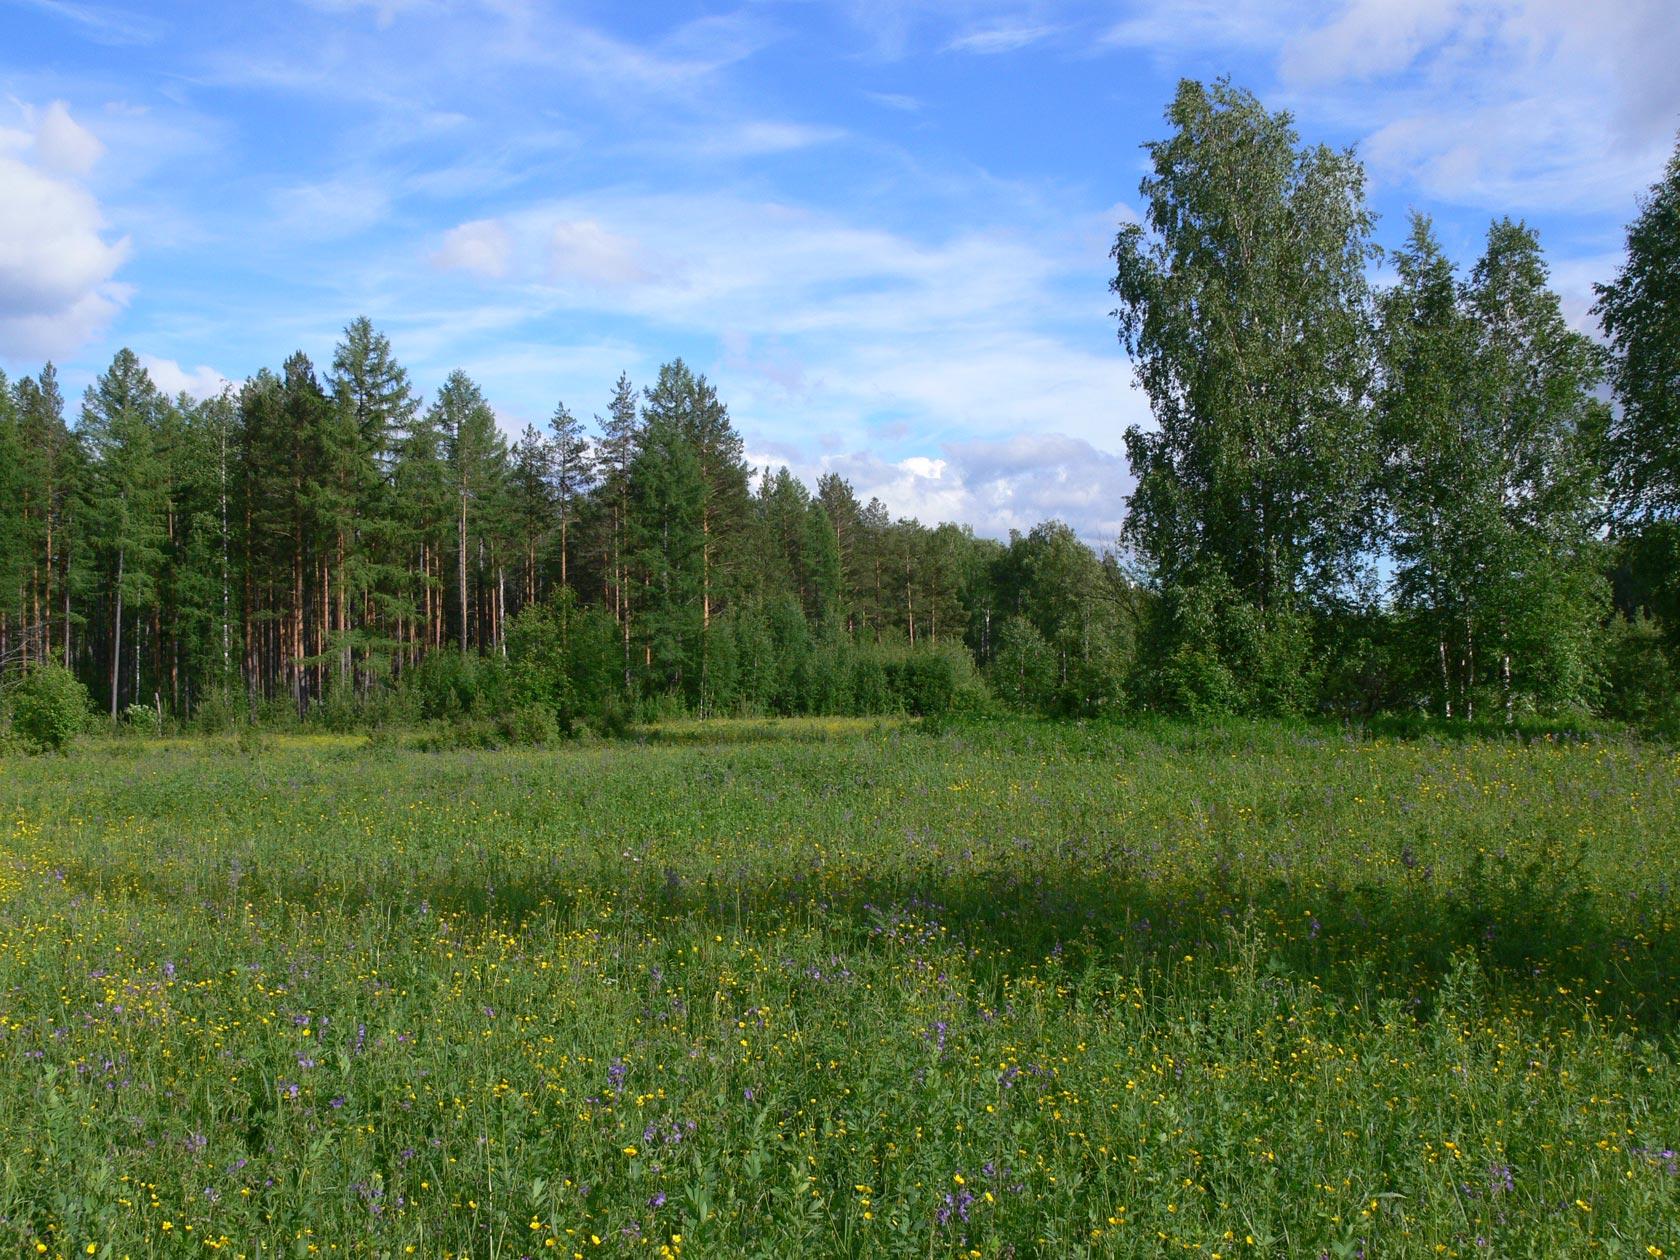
80;349;168;721
429;371;508;653
546;400;595;593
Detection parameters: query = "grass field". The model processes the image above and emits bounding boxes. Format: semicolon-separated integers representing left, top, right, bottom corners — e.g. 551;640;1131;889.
2;717;1678;1258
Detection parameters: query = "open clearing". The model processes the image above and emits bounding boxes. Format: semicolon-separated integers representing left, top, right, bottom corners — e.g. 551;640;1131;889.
3;719;1678;1257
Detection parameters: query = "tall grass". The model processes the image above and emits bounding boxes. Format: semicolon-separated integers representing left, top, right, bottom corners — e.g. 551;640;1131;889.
2;717;1676;1257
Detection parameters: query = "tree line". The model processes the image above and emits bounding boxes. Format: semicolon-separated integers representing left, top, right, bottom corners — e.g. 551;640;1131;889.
0;332;1131;733
1;78;1676;735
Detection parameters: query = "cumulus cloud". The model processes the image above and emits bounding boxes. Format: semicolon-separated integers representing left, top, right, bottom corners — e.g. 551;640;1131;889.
33;100;106;176
0;100;129;359
140;354;231;400
756;435;1133;548
431;218;513;278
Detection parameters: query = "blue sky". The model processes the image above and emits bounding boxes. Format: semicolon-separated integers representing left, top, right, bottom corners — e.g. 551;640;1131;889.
3;0;1677;546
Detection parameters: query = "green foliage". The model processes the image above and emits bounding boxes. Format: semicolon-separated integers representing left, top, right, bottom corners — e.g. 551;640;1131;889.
1599;612;1680;726
400;649;511;721
1133;568;1315;717
8;664;92;753
988;615;1055;710
502;701;560;746
1378;215;1609;719
1595;132;1680;524
1113;78;1378;613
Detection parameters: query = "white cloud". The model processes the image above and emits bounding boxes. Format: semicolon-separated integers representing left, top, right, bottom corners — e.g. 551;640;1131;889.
1277;0;1463;85
298;0;440;28
1104;0;1680;214
864;91;923;112
431;218;513;279
140;354;230;400
363;187;1147;475
780;435;1133;545
548;219;651;287
11;0;160;45
693;120;847;158
33;99;105;176
272;178;392;240
0;101;129;359
944;22;1059;54
1100;0;1296;58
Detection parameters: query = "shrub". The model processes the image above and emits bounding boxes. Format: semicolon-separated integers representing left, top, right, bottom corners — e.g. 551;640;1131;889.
1599;611;1678;726
10;664;93;753
501;702;560;747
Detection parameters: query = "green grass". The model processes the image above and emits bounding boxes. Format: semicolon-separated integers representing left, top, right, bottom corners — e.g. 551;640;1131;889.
2;717;1677;1258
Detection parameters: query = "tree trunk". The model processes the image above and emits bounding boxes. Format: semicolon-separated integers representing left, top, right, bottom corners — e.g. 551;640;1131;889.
111;545;125;724
458;492;468;654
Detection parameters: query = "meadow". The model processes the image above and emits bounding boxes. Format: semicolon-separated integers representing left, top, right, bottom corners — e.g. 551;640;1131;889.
1;717;1677;1259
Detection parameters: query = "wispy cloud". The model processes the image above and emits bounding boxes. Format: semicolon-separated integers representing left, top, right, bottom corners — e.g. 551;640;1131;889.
1103;0;1680;216
4;0;160;44
271;178;392;240
431;218;513;279
548;219;652;288
944;22;1059;54
864;91;923;112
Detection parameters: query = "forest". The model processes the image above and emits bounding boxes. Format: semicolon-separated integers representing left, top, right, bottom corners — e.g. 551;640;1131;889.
1;79;1677;739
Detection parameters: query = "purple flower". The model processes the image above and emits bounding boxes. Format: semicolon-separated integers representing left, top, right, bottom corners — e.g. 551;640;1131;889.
647;1192;666;1208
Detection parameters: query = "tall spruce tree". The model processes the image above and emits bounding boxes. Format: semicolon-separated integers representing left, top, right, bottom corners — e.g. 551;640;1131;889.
594;373;640;683
641;360;749;631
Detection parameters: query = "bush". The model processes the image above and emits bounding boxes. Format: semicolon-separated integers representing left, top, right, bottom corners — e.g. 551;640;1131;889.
10;664;93;753
123;702;163;735
501;702;559;747
1599;612;1678;726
